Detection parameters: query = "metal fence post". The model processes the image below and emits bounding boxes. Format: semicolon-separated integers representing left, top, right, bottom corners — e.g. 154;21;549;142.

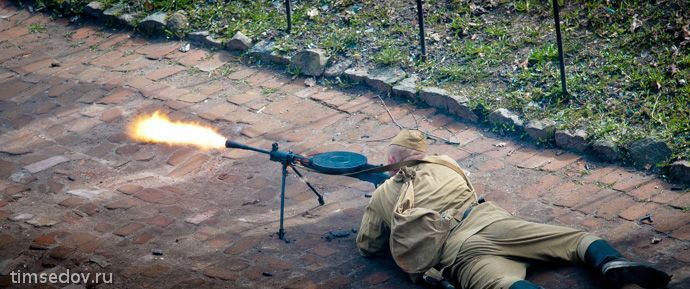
416;0;427;61
552;0;568;95
285;0;292;33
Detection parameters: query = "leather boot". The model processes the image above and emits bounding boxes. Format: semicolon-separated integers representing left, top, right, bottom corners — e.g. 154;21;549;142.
584;240;671;288
508;280;544;289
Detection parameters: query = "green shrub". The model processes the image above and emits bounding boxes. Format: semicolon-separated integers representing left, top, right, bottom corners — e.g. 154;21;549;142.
373;47;405;66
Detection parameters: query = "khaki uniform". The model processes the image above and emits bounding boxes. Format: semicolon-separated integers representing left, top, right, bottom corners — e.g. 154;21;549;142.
357;155;599;289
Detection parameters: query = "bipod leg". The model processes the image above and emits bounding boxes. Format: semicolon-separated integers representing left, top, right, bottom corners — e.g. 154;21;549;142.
290;166;325;205
278;162;287;241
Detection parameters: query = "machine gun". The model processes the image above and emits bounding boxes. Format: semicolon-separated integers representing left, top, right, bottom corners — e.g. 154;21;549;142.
225;140;390;240
227;140;461;289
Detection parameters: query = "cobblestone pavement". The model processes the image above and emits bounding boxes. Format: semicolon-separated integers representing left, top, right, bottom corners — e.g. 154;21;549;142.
1;3;689;289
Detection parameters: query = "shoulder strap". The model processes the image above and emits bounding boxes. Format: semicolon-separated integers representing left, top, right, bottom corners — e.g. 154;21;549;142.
343;159;427;176
346;157;478;203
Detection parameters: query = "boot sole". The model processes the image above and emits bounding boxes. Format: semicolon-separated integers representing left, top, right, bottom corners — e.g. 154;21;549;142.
603;261;671;289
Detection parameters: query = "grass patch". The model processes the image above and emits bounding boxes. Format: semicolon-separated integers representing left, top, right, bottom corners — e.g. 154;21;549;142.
438;64;489;83
273;35;298;54
27;23;46;33
261;87;278;95
286;63;301;78
320;27;358;54
373;47;405;66
217;65;236;78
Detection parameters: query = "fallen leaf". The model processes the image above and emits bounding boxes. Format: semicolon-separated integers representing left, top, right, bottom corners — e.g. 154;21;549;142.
519;57;529;70
629;14;642;32
469;3;486;14
307;8;319;19
144;0;154;11
179;43;190;53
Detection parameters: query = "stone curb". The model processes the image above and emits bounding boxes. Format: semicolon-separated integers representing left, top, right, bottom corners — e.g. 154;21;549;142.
34;1;690;184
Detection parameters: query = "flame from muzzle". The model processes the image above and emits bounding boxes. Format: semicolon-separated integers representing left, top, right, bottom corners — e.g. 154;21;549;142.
128;111;226;150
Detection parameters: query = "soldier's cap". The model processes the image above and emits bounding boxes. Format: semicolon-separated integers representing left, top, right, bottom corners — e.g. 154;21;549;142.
390;129;427;152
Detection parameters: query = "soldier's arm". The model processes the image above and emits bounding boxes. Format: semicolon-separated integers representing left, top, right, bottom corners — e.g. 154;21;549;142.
356;183;393;257
356;204;390;257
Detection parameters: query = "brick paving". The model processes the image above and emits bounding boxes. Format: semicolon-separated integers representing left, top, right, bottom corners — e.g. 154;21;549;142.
0;4;689;289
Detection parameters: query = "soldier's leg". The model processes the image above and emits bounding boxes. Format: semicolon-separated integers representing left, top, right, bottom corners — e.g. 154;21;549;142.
453;255;531;289
475;217;597;263
478;217;670;288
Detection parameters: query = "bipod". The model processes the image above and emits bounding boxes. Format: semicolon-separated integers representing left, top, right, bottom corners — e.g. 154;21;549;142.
273;143;324;242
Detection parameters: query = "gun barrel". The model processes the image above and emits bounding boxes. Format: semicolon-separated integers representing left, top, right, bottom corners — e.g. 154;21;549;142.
225;140;271;154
